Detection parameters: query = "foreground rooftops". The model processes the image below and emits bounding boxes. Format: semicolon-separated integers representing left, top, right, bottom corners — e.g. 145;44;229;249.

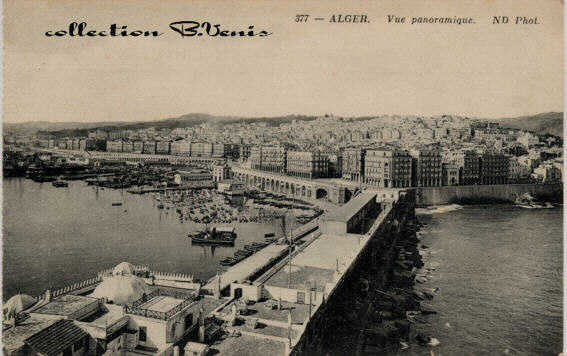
3;314;62;354
24;319;88;356
32;295;99;318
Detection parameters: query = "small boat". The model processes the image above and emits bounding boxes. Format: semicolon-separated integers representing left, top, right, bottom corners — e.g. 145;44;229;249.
112;202;123;206
52;180;69;187
157;204;164;209
189;226;236;245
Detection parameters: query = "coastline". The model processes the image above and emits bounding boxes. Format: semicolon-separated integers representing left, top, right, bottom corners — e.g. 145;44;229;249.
414;183;562;207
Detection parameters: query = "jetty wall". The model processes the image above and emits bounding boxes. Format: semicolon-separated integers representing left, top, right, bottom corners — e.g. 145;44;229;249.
415;183;562;206
290;191;416;355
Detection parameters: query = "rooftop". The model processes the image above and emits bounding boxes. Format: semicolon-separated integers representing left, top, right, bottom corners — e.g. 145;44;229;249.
219;299;310;324
264;265;334;292
24;319;89;356
324;192;377;222
31;295;99;317
3;314;62;354
208;333;287;356
204;244;288;292
291;233;363;270
79;304;125;328
138;296;184;313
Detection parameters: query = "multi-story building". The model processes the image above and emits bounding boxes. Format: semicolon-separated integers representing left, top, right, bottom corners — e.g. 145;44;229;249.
459;150;481;185
79;139;89;151
122;141;134;153
107;140;123;152
508;157;532;183
155;141;171;155
171;140;191;155
286;151;329;179
223;143;240;159
479;152;509;185
250;146;262;170
364;148;412;188
442;162;460;186
142;141;156;154
174;169;213;184
341;148;365;182
250;145;287;174
212;164;231;182
212;143;225;158
411;149;442;187
109;130;128;140
191;142;213;157
327;153;342;178
133;141;144;153
239;144;252;162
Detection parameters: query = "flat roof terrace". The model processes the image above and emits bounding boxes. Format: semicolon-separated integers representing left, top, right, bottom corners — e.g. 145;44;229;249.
262;234;361;292
209;334;286;356
291;233;363;270
138;296;184;313
264;265;334;292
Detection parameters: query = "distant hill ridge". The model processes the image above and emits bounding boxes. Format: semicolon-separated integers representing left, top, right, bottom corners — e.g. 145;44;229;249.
4;112;563;137
491;112;563;137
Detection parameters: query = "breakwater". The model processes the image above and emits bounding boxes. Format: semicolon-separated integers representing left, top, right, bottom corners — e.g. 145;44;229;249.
415;183;562;206
289;193;420;355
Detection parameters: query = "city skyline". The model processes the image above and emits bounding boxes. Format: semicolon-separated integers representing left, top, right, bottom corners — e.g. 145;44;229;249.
3;0;563;124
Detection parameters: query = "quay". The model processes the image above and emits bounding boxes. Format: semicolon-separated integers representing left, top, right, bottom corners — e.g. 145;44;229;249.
127;183;215;194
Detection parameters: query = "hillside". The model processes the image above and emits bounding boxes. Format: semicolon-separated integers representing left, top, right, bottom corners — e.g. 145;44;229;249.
4;112;563;137
3;113;319;137
494;112;563;137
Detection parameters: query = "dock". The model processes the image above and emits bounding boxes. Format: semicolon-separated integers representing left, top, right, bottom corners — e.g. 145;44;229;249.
127;183;215;194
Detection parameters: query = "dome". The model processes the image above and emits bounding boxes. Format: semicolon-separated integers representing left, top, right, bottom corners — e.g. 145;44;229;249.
91;275;150;305
3;294;37;316
112;262;135;276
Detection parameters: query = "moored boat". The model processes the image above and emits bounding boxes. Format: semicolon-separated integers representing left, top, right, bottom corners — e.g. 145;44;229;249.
52;180;69;187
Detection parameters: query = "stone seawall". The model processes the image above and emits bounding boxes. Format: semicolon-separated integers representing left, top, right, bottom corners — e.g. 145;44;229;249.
290;195;417;355
415;183;562;206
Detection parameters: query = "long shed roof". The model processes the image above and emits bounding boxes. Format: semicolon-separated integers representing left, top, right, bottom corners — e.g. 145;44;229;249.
325;192;377;222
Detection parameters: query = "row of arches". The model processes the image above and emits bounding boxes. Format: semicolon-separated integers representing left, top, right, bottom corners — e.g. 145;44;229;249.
233;171;330;201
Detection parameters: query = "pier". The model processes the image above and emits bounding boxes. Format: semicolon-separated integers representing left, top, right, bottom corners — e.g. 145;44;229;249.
203;189;416;355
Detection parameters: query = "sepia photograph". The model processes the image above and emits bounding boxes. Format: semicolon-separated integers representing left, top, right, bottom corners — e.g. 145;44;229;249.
1;0;564;355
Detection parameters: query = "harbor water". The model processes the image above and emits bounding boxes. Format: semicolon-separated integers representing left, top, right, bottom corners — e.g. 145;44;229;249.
2;178;284;299
412;205;563;355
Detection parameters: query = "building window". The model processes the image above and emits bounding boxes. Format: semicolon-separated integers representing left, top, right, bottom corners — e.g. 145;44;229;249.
139;326;147;342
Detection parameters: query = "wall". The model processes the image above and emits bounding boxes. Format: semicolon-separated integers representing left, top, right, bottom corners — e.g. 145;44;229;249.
127;316;165;351
230;283;261;302
289;197;415;355
415;183;562;206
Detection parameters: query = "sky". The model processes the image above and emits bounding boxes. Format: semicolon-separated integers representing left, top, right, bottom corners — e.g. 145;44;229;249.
2;0;563;123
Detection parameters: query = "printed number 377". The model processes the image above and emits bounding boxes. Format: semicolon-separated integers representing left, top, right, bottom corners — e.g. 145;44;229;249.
295;14;309;22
